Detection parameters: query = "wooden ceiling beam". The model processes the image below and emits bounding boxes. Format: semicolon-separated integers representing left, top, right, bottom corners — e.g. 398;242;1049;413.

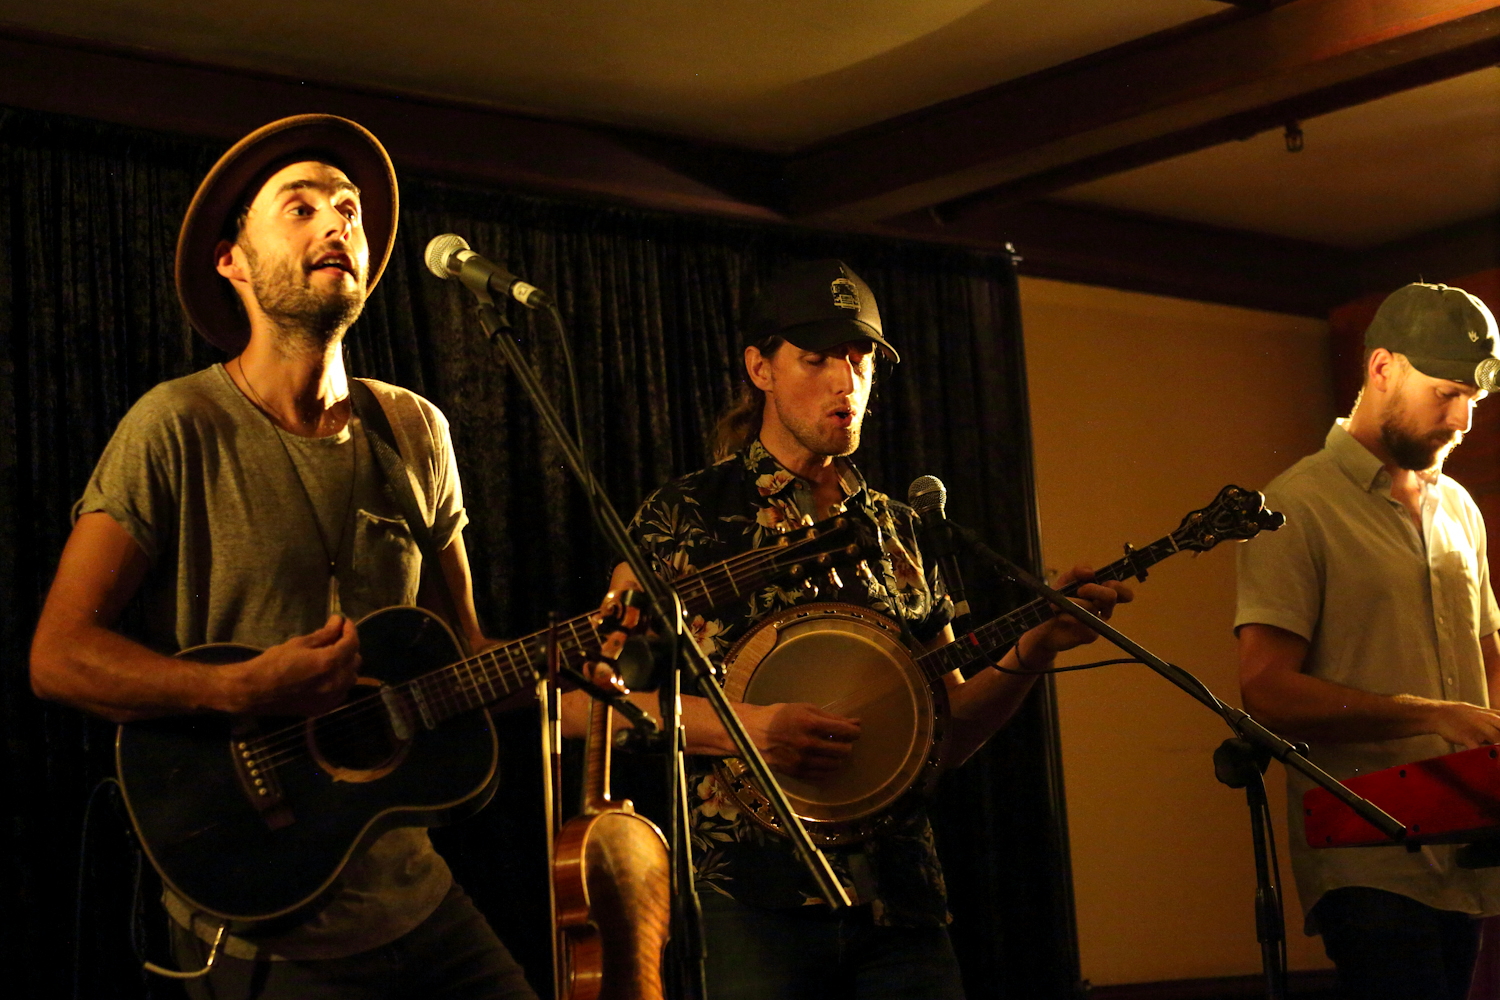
0;28;785;224
879;200;1358;317
1356;214;1500;293
8;24;1493;321
785;0;1500;225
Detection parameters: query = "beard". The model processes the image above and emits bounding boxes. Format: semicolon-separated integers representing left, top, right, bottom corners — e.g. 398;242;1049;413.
1379;397;1460;471
242;240;364;351
768;392;864;458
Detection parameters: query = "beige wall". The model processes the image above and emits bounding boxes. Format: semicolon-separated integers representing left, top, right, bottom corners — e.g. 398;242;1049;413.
1020;277;1337;986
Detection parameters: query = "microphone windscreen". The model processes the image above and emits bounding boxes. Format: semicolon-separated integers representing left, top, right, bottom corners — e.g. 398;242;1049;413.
1477;358;1500;393
907;475;946;516
424;234;470;280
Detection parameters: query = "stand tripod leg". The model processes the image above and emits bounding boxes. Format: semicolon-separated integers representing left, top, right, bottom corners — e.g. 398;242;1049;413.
1247;777;1288;1000
1215;737;1288;1000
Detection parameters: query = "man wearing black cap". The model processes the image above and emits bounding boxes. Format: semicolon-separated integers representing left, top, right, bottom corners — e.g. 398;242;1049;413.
578;259;1129;997
1237;283;1500;1000
30;116;535;999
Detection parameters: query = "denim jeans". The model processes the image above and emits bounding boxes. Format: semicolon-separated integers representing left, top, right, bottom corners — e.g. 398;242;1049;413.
170;884;537;1000
1312;885;1480;1000
697;890;967;1000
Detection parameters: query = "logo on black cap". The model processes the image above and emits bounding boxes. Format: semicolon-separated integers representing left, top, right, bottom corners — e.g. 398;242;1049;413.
831;277;860;312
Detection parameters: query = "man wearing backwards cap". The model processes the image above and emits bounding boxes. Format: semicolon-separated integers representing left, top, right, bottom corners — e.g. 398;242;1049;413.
29;116;536;999
1238;282;1500;1000
568;259;1131;997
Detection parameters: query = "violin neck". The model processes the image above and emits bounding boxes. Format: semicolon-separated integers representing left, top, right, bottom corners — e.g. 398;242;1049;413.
581;697;613;814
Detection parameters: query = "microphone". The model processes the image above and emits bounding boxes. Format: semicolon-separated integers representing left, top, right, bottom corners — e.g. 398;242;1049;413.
424;234;550;309
1478;359;1500;393
907;475;973;632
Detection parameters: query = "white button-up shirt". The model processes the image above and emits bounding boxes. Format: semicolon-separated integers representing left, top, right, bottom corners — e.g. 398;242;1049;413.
1237;421;1500;922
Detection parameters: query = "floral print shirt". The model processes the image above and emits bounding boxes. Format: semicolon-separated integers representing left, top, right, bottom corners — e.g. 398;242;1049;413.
629;439;953;925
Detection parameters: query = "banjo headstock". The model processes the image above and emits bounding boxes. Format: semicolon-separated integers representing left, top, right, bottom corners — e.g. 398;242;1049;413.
772;515;885;587
1169;485;1285;553
683;514;886;615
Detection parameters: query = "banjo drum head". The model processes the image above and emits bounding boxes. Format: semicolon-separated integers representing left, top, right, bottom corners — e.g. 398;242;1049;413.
721;603;936;826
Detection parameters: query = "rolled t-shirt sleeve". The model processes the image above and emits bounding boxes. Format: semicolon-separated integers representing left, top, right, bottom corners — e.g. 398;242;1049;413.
1235;485;1323;642
75;387;181;563
424;404;467;550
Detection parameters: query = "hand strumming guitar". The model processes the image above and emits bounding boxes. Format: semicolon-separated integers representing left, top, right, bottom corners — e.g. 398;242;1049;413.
214;613;362;716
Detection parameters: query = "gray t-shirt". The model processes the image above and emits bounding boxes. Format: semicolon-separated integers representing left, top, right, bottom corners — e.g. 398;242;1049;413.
1236;421;1500;925
79;364;468;959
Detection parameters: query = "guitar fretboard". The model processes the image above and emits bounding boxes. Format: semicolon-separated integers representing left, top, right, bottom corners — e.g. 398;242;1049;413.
386;527;858;728
917;532;1182;683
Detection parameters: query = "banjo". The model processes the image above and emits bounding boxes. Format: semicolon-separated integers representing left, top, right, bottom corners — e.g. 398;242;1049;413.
713;485;1285;844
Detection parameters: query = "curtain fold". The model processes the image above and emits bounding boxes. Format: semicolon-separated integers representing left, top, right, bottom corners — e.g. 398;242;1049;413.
1;105;1075;999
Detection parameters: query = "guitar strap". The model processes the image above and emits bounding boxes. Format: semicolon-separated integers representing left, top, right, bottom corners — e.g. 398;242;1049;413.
347;378;466;650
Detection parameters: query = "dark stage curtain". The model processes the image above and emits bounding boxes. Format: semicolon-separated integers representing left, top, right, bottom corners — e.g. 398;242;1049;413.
1;106;1078;999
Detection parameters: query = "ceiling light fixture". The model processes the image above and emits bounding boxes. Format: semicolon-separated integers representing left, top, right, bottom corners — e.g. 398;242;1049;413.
1284;121;1304;153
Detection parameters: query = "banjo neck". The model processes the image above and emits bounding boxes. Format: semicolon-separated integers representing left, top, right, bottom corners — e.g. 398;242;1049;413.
916;533;1183;684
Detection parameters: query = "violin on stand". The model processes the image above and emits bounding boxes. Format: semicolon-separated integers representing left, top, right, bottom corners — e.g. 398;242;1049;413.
551;658;671;1000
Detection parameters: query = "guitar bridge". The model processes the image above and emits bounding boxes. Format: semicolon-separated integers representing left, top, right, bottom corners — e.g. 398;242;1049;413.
230;720;294;831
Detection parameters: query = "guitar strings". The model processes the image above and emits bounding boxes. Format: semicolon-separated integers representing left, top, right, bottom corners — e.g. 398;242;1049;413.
244;528;1126;774
254;520;1192;773
238;548;779;770
243;616;596;771
237;539;837;774
248;526;866;771
245;530;1107;773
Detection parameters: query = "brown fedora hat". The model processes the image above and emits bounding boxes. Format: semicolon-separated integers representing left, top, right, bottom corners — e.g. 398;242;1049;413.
175;114;398;354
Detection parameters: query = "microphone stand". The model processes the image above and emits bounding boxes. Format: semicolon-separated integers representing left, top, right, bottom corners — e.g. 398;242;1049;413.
453;283;853;997
946;521;1406;1000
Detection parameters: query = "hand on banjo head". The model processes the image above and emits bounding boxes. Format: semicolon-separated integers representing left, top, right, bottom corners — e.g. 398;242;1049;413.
1030;563;1135;658
743;701;862;782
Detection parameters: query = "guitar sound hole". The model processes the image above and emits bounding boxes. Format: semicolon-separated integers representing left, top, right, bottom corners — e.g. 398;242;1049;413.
307;681;408;777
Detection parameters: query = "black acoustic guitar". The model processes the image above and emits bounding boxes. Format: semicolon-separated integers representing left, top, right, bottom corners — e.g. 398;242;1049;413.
117;516;877;926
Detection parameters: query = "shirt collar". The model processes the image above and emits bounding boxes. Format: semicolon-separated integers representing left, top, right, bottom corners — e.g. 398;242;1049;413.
741;438;867;507
1327;419;1440;494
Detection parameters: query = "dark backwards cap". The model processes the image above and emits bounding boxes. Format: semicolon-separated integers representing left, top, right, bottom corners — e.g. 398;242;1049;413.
746;259;900;363
175;114;399;355
1365;282;1500;389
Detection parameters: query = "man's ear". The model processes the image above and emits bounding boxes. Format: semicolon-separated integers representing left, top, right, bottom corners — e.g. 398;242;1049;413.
214;238;248;286
745;344;774;393
1367;348;1401;393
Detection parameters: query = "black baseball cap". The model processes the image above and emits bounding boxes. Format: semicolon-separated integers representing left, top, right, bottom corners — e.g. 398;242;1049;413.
1364;282;1500;389
746;259;900;363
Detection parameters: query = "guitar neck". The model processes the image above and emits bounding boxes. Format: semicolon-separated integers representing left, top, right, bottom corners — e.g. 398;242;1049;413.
399;537;837;727
917;531;1181;683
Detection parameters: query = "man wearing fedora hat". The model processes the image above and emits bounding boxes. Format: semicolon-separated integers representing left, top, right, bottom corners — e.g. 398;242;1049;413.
1238;283;1500;999
30;116;536;999
571;259;1130;998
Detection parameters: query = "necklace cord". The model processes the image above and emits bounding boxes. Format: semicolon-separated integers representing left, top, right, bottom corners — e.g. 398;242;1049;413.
234;358;359;594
